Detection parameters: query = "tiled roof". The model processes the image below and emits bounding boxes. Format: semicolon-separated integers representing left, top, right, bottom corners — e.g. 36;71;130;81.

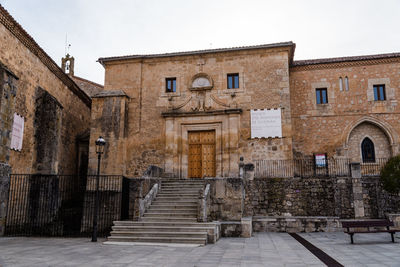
0;4;91;107
98;42;295;64
292;52;400;66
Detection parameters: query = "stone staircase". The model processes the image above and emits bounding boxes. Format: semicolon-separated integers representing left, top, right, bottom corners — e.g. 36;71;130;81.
106;178;219;246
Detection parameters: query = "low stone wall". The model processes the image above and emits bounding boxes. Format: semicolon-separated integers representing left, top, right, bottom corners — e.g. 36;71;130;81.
253;216;341;233
245;177;337;217
204;176;400;223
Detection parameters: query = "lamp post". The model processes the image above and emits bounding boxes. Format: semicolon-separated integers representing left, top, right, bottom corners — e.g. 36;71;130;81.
92;136;106;242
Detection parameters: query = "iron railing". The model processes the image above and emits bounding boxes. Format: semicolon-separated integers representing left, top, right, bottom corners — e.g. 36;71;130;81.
254;158;388;178
360;158;390;177
5;174;124;237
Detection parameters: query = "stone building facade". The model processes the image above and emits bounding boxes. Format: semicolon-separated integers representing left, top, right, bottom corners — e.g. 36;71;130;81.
90;44;400;178
290;54;400;162
91;43;295;176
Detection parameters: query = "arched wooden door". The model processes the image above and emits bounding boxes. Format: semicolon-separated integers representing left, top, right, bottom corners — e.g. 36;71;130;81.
188;130;216;178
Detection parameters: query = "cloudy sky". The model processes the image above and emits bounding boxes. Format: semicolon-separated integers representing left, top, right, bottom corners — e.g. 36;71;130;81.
1;0;399;84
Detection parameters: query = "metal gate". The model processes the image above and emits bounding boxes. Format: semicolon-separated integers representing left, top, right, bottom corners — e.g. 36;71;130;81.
5;174;125;237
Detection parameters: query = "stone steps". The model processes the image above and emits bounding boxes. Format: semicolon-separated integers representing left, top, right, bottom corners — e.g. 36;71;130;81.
106;178;219;246
112;225;215;233
113;221;217;227
143;213;197;218
140;217;197;222
110;231;208;238
147;209;197;213
107;236;207;245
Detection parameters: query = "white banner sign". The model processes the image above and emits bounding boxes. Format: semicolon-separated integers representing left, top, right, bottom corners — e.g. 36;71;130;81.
10;113;24;151
251;108;282;138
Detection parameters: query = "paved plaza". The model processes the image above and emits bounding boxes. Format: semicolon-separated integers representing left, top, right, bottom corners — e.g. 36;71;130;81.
0;232;399;266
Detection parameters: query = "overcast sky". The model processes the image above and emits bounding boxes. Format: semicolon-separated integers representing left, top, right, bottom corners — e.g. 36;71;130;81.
1;0;399;85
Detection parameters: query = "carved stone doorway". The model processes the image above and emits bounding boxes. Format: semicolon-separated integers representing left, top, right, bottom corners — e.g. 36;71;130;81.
188;130;216;178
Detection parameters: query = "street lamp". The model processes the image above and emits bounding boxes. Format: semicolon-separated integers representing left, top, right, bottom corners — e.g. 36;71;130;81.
92;136;106;242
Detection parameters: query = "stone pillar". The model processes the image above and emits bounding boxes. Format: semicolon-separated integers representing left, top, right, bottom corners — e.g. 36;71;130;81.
0;163;11;236
350;162;365;218
0;63;18;236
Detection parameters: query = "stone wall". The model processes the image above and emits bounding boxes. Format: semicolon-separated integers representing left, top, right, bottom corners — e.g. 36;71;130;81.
244;177;337;217
203;176;400;222
204;177;244;221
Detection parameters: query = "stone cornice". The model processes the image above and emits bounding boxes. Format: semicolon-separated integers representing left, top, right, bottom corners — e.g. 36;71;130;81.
162;108;242;118
0;5;91;107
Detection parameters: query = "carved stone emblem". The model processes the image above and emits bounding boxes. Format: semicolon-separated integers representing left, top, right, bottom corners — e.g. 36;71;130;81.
189;73;213;91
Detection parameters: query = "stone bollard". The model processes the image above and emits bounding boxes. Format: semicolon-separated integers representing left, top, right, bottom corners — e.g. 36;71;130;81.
239;156;244;178
350;162;365;218
241;217;253;238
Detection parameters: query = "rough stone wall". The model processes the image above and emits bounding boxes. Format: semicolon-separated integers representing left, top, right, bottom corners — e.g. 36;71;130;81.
88;95;128;175
33;87;63;174
0;66;17;163
0;22;91;174
244;178;337;217
202;176;399;221
290;60;400;158
361;177;400;218
97;47;293;176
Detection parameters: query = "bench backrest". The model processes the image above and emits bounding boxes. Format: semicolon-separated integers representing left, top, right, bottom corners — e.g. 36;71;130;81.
342;220;394;228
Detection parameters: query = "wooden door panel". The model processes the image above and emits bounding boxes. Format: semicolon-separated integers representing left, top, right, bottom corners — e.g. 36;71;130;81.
189;131;201;144
202;144;215;177
188;144;202;178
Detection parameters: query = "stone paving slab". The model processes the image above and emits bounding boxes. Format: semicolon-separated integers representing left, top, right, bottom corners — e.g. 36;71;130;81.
299;232;400;267
0;233;399;266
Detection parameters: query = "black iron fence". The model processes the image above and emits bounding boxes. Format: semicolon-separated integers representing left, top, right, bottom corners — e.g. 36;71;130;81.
360;158;389;177
5;174;125;237
254;158;389;178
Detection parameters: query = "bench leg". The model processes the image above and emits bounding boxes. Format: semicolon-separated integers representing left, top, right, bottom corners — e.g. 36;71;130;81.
391;233;394;243
350;233;354;244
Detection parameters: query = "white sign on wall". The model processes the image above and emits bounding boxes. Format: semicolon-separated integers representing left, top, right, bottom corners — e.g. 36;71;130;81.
10;113;24;151
250;108;282;138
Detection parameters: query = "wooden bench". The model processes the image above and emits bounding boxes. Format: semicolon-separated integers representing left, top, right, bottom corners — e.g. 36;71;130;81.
342;220;398;244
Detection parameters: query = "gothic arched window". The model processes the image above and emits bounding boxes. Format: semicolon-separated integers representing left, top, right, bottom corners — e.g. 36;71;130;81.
361;137;375;163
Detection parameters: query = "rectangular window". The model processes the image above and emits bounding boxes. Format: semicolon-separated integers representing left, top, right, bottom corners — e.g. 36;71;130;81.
316;88;328;104
373;84;386;101
227;73;239;89
166;78;176;93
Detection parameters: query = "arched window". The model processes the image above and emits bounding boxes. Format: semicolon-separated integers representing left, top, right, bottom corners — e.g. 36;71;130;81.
345;76;349;91
339;77;343;91
361;137;375;163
